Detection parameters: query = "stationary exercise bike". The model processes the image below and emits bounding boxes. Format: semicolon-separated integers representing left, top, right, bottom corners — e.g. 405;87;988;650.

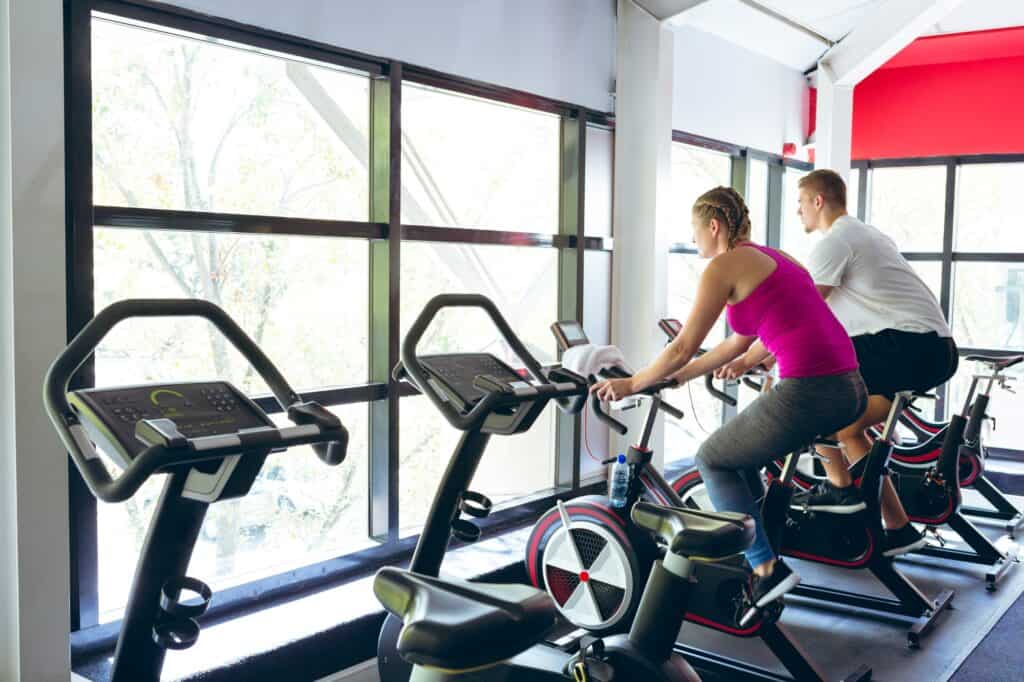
663;317;1020;591
375;293;759;682
524;321;872;681
888;354;1024;538
659;319;1021;590
43;300;350;682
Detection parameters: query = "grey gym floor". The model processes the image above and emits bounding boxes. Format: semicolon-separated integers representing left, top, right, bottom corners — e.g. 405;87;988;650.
682;487;1024;682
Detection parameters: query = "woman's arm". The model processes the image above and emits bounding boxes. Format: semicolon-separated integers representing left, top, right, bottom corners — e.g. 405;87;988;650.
593;259;733;401
671;333;757;385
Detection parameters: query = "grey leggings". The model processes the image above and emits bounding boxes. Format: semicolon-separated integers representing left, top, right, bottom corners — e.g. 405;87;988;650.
694;371;868;568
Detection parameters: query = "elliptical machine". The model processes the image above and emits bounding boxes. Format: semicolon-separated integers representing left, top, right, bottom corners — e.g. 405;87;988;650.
44;299;350;682
375;293;761;682
525;321;872;681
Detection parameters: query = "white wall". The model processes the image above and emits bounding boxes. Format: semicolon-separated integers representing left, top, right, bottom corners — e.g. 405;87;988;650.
167;0;617;112
610;0;674;460
1;0;69;680
672;25;808;154
0;0;18;678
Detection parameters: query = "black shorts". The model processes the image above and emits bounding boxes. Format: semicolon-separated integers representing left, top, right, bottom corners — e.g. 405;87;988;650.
851;329;959;400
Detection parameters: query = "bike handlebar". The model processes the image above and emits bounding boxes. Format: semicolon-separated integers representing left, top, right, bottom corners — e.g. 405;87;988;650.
44;299;348;502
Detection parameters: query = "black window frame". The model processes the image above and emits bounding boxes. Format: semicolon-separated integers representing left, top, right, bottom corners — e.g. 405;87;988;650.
65;0;615;658
854;154;1024;434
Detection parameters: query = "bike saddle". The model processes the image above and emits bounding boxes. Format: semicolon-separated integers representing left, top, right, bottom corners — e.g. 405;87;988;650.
373;567;558;671
631;502;755;560
965;353;1023;371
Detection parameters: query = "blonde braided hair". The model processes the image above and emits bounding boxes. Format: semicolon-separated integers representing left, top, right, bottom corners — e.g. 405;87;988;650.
692;186;752;249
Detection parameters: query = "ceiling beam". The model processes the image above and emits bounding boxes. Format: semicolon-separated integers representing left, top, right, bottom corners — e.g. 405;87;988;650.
820;0;968;86
736;0;834;47
635;0;711;23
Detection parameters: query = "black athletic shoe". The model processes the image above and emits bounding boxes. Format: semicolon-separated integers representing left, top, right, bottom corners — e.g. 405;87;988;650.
883;524;928;557
739;560;801;628
790;480;866;514
750;560;801;608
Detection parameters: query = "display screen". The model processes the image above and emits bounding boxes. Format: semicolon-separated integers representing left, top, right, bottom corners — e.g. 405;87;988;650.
552;321;589;349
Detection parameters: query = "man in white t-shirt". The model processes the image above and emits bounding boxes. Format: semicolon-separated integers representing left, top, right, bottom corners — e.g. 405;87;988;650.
723;169;958;556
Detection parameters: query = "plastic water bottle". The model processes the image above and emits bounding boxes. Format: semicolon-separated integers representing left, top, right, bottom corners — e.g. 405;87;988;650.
608;454;630;508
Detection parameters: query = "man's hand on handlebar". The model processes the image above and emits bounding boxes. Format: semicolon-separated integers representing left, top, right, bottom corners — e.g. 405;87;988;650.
591;377;635;402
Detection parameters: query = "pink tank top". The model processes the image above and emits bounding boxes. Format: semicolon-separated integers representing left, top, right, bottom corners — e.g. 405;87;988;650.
726;244;858;379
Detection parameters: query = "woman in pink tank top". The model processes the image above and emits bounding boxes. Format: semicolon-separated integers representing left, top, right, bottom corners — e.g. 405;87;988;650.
593;186;867;614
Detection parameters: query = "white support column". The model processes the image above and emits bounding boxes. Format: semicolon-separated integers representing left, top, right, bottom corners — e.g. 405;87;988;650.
1;1;70;680
611;0;674;461
813;0;966;179
813;65;854;183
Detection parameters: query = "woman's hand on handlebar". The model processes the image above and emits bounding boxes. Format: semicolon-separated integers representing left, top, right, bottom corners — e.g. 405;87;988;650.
591;377;635;402
714;356;751;381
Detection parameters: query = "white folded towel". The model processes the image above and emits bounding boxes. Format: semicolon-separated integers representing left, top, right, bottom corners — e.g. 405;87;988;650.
561;344;633;380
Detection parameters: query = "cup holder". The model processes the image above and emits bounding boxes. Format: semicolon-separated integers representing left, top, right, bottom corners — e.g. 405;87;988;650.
459;490;493;519
152;576;213;650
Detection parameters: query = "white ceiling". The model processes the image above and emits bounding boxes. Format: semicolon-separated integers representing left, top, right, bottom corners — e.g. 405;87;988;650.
641;0;1024;71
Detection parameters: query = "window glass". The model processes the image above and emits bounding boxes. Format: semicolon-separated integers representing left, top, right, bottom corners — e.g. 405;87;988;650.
401;83;560;232
746;159;768;244
92;228;370;620
908;261;943;304
780;168;819;266
952;263;1024;351
585;127;613;237
94;228;369;391
945;360;1024;450
581;251;612;480
867;166;946;252
665;253;725;461
92;17;370;220
97;404;370;622
399;242;559;531
669;143;732;244
848;169;861;219
955;163;1024;253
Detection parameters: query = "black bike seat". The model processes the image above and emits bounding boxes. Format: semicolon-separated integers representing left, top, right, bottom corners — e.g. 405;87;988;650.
631;502;755;560
373;567;557;672
966;353;1023;370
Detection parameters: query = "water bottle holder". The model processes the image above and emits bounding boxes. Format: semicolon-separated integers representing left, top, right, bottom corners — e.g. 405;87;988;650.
152;576;212;650
460;490;493;519
451;518;481;543
153;617;200;650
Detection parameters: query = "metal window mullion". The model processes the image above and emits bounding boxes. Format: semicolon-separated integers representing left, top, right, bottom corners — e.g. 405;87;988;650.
721;154;749;423
555;113;585;490
66;0;98;632
367;61;401;543
935;161;957;420
857;167;869;222
765;161;784;249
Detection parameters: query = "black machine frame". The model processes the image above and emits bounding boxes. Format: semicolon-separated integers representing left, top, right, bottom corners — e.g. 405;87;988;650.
62;0;1024;673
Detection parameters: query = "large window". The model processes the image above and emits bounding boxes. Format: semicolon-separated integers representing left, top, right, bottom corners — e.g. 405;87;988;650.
860;158;1024;451
867;166;946;252
70;3;611;650
401;84;560;232
93;18;370;220
399;242;559;531
780;167;816;265
665;142;733;463
746;158;769;244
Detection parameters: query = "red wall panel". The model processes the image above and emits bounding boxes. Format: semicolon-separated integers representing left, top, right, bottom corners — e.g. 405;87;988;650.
851;29;1024;160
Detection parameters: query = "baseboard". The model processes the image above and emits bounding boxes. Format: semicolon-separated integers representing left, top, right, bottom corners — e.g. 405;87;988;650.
316;658;378;682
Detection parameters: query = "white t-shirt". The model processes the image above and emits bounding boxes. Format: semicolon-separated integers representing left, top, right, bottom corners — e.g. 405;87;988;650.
806;215;951;338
